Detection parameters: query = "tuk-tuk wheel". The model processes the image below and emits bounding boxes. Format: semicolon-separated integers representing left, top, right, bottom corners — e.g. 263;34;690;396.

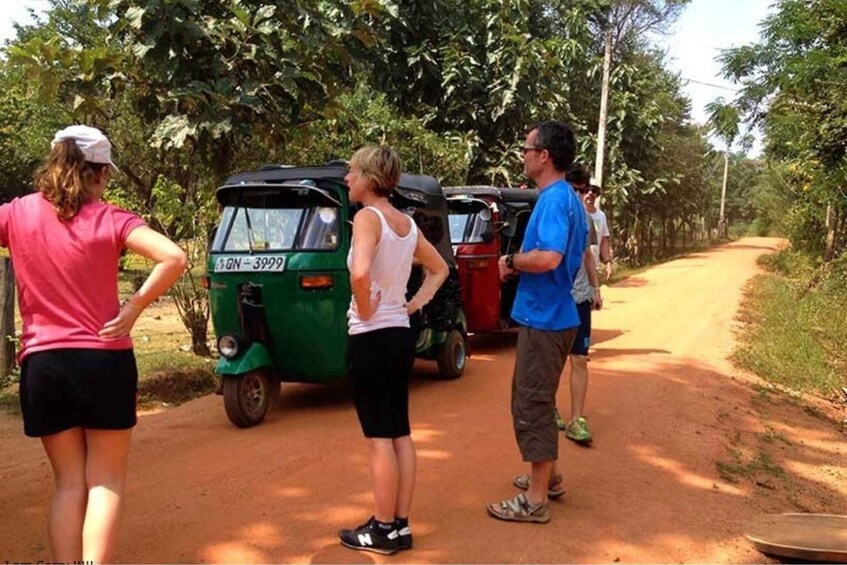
436;329;467;380
222;370;273;428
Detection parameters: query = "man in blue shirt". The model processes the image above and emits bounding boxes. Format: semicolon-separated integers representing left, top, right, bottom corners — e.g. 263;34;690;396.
486;121;589;524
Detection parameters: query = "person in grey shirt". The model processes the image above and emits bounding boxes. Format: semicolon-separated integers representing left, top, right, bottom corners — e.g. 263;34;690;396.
555;165;602;444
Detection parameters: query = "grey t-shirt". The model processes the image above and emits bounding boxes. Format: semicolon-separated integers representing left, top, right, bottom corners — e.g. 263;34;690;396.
571;219;598;304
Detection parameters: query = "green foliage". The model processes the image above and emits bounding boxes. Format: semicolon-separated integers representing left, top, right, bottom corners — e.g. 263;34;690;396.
0;0;749;359
720;0;847;259
705;98;743;150
758;248;815;278
281;85;474;184
784;201;827;255
736;248;847;397
747;218;771;237
101;0;366;183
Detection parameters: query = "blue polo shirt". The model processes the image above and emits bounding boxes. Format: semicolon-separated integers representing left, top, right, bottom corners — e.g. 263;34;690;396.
511;179;587;331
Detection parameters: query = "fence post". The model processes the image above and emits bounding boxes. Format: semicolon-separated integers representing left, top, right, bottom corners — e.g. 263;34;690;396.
0;258;15;377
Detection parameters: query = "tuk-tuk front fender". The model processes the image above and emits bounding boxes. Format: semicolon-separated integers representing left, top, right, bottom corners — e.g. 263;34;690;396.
215;342;273;376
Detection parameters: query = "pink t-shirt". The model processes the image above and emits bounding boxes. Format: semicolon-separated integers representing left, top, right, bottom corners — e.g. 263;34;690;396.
0;193;146;361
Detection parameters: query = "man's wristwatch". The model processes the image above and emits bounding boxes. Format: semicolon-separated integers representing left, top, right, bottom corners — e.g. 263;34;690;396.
505;254;516;270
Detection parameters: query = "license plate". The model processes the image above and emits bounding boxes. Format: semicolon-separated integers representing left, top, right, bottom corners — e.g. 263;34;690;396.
214;255;286;273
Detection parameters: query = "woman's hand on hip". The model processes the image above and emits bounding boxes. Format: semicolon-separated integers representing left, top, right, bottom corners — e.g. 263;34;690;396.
99;302;143;339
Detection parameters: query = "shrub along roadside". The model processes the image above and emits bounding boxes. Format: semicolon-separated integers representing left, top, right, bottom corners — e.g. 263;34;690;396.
733;249;847;399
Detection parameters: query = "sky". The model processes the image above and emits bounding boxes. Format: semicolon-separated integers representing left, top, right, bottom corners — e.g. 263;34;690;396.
1;0;772;152
657;0;773;155
0;1;49;46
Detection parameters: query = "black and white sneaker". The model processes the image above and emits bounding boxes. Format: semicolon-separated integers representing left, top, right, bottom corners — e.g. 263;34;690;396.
394;520;413;551
338;516;399;555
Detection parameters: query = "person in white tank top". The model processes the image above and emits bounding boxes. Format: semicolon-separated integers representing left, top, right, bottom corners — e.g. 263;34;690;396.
339;146;448;555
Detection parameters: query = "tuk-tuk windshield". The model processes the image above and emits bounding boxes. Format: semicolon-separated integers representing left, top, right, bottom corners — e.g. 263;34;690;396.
213;191;340;252
448;202;492;244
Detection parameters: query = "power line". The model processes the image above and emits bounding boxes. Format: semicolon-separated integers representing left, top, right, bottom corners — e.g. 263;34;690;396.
680;77;741;92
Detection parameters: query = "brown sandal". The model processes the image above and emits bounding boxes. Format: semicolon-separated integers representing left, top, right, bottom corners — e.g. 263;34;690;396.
486;492;550;523
512;473;566;499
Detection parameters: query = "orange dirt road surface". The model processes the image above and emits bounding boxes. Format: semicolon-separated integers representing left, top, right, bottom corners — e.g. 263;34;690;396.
1;237;845;563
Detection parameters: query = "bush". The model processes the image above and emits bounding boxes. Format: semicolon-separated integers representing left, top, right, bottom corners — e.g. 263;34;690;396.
821;252;847;299
758;248;815;277
740;247;847;398
747;217;771;236
784;201;826;255
728;221;751;238
0;368;19;389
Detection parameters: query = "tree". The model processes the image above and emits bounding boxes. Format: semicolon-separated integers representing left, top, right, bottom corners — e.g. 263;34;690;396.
591;0;690;185
705;98;742;238
1;0;742;355
720;0;847;259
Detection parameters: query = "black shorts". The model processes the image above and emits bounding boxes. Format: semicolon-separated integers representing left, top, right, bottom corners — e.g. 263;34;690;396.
349;327;415;438
570;300;593;356
20;348;138;438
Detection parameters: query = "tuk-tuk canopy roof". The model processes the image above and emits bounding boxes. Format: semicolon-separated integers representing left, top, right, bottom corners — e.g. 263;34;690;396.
216;165;456;267
444;186;538;204
219;165;444;204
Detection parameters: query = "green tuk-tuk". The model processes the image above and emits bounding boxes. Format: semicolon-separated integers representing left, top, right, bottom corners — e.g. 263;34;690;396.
208;165;468;428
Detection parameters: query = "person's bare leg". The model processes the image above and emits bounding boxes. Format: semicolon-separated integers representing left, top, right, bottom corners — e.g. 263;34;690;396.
82;428;132;564
569;355;589;420
392;436;416;519
525;460;553;506
42;427;88;562
368;438;398;523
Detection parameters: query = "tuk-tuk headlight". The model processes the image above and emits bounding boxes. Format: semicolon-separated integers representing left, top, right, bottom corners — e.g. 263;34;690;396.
217;334;241;359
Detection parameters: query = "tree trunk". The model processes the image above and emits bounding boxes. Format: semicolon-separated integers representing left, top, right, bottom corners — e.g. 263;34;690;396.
824;201;837;262
838;206;847;256
186;309;212;357
633;211;642;264
646;217;654;261
670;218;677;252
606;199;616;256
0;259;15;378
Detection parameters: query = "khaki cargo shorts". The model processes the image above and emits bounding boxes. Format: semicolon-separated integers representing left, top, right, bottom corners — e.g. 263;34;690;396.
512;325;577;462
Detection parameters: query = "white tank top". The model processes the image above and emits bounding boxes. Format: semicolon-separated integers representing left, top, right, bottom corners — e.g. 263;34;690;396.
347;206;419;335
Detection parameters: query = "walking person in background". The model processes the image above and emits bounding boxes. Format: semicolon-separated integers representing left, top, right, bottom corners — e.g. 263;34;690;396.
566;166;614;277
486;121;587;524
585;180;613;282
0;125;187;563
555;164;604;445
339;146;448;555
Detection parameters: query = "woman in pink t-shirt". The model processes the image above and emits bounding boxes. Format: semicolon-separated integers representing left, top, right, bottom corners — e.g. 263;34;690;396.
0;125;186;563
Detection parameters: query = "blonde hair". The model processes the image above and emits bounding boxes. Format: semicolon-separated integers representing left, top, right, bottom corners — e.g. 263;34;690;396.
349;145;402;198
34;140;108;221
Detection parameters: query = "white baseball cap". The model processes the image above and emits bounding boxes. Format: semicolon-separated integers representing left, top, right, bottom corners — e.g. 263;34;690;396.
51;125;119;172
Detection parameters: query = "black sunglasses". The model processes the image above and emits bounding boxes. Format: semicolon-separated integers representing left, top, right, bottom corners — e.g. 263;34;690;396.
575;186;602;195
520;145;546;155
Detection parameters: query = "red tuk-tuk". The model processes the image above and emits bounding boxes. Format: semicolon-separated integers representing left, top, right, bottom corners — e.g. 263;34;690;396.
444;186;538;334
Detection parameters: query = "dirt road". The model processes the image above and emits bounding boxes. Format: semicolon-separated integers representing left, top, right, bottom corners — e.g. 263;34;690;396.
1;237;844;563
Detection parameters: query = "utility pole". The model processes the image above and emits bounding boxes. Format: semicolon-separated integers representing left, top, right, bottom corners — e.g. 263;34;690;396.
719;146;729;238
594;28;613;188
